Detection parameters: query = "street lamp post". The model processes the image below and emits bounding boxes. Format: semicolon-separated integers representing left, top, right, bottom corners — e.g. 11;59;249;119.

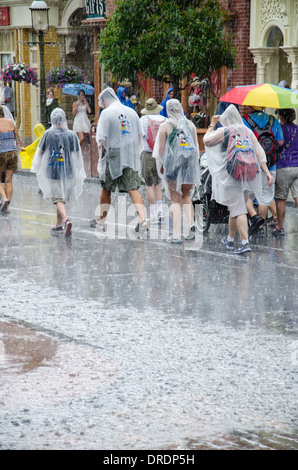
30;0;50;128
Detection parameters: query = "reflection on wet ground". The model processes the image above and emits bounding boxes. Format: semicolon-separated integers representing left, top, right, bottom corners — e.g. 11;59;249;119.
0;174;297;450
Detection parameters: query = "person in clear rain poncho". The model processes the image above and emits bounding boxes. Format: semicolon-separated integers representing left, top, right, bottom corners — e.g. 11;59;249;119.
92;87;147;232
31;108;86;236
203;104;273;254
153;98;200;244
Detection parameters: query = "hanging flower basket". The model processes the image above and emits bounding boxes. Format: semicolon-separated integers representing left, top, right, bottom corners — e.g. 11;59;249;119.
46;65;86;88
0;62;39;86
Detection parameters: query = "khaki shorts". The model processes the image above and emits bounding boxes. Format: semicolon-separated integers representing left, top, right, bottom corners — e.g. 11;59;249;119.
141;150;161;186
228;190;249;218
275;167;298;200
259;170;276;206
101;164;141;193
0;151;18;173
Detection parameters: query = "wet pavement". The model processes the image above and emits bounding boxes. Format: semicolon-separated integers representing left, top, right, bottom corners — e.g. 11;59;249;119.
0;172;297;450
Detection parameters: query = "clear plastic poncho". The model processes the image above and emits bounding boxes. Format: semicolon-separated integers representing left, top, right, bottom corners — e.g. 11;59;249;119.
31;108;86;200
203;104;266;208
152;99;200;198
96;87;143;181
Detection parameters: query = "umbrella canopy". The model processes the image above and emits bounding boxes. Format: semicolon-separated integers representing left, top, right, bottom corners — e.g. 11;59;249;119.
62;83;94;96
219;84;298;109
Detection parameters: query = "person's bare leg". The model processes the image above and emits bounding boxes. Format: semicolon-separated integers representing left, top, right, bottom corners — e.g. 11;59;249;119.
168;187;182;237
236;214;249;241
4;170;14;202
99;189;111;224
276;199;286;229
181;185;194;225
56;201;68;226
258;204;269;222
129;189;146;224
268;199;277;220
153;184;163;202
228;215;237;238
0;182;7;203
246;197;258;217
145;185;157;218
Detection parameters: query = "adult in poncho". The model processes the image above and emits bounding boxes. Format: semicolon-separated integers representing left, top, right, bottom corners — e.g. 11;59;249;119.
92;87;146;231
153;99;200;244
203;105;273;254
31;108;86;236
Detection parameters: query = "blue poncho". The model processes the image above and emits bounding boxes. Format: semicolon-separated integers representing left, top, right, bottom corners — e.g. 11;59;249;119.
116;86;135;110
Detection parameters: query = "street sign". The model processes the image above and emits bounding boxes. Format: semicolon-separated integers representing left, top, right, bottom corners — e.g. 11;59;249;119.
85;0;106;18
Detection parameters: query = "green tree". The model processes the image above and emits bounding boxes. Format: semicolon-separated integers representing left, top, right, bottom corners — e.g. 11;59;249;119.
98;0;237;93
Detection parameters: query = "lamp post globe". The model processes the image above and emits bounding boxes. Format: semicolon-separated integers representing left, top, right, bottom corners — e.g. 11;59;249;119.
30;0;50;128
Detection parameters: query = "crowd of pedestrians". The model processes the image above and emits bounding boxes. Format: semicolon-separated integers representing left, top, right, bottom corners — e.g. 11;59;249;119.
0;81;297;252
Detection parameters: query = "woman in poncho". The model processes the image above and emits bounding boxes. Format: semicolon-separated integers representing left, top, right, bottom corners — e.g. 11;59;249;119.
153;98;200;244
31;108;86;236
203;104;273;254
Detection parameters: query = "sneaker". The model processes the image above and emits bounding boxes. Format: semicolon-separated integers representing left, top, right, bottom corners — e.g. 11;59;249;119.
268;217;278;227
50;225;63;234
248;214;264;235
221;235;234;250
90;218;98;228
184;223;196;241
65;219;72;237
150;215;159;225
234;242;251;254
167;235;182;245
272;226;285;237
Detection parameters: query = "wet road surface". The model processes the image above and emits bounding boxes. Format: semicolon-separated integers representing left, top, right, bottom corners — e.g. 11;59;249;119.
0;173;297;450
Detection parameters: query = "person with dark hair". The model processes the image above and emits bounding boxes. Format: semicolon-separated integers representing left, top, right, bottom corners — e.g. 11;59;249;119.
72;89;91;153
45;89;60;129
273;108;298;236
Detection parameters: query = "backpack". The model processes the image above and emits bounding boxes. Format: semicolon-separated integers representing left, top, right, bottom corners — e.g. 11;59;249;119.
225;127;259;181
244;114;280;168
147;117;163;150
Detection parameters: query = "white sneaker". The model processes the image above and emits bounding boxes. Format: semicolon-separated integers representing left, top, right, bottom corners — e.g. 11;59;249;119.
150;216;159;225
184;223;196;241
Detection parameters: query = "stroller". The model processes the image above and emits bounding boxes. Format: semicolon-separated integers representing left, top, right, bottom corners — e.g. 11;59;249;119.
191;153;229;234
